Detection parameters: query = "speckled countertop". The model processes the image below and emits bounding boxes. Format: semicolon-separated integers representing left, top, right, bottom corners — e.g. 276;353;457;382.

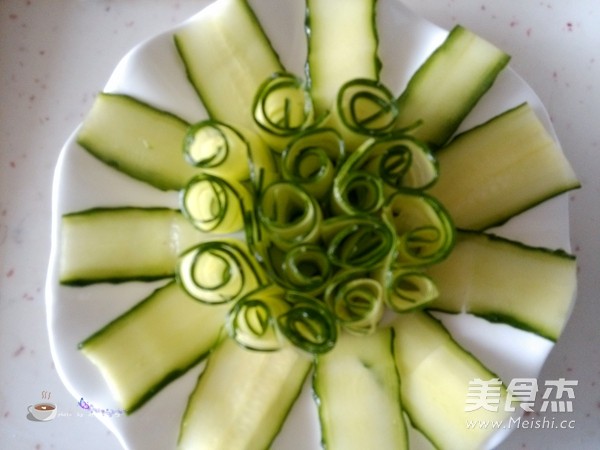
1;1;598;449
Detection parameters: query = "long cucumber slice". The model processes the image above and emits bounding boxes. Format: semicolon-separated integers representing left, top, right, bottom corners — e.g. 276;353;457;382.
395;25;510;148
306;0;380;116
426;231;577;341
178;338;312;450
80;281;229;413
77;93;201;191
313;328;408;450
428;102;580;230
174;0;283;129
60;208;206;285
393;312;512;450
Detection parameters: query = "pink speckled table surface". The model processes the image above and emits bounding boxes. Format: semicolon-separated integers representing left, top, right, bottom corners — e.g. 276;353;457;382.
1;1;598;449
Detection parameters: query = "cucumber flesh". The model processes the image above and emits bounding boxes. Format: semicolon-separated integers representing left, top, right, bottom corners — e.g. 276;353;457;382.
395;25;510;148
178;338;312;450
313;328;408;450
174;0;283;129
59;208;207;285
392;312;512;450
80;281;229;413
77;93;201;191
306;0;380;116
426;231;577;341
428;103;580;230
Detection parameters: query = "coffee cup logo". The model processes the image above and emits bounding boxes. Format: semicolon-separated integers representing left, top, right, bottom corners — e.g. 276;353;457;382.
28;402;58;421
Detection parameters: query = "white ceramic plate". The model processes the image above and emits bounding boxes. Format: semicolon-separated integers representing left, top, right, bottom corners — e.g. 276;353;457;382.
46;0;574;448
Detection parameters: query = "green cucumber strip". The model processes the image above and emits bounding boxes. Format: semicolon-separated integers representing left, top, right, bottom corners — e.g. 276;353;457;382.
185;120;278;188
326;78;399;151
182;120;252;181
331;139;386;215
321;214;395;271
335;79;397;135
181;173;252;234
226;285;290;352
277;292;338;354
257;181;323;250
324;270;384;335
177;239;268;305
393;312;512;449
60;208;206;285
77;93;201;191
428;102;580;230
426;231;577;341
263;243;332;296
177;338;312;450
306;0;380;116
252;72;315;151
332;135;438;215
314;328;408;450
383;268;439;313
80;281;229;413
174;0;283;129
383;190;455;267
358;134;438;191
281;127;345;200
395;25;510;148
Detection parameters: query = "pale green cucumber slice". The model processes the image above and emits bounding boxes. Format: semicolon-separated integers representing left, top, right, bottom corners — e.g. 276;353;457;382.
77;93;201;191
80;281;229;413
60;207;206;285
174;0;283;129
178;338;312;450
395;25;510;148
426;231;577;341
393;312;512;450
306;0;380;116
428;102;580;230
313;328;408;450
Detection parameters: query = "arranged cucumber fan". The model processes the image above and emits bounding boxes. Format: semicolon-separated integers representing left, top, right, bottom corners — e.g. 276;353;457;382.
56;0;579;449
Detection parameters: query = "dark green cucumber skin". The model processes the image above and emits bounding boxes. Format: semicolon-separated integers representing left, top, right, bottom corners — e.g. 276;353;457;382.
456;229;576;261
78;281;217;414
395;25;510;149
428;230;576;341
63;275;170;287
62;268;173;286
